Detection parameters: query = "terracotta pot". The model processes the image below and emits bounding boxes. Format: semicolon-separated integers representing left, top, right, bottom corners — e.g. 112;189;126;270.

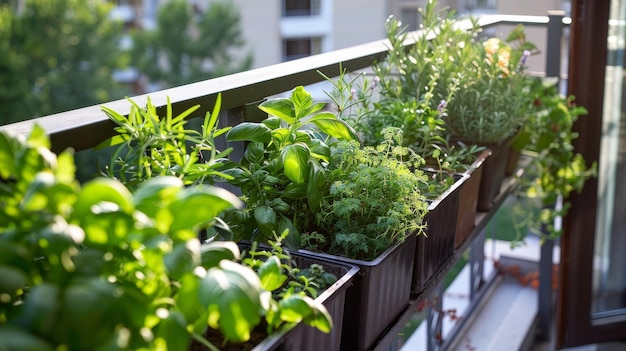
454;149;492;248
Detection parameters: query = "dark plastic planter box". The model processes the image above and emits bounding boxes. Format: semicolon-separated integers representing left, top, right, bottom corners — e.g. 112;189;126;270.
477;137;513;211
412;172;466;294
235;244;359;351
298;234;417;351
455;149;492;248
280;254;359;351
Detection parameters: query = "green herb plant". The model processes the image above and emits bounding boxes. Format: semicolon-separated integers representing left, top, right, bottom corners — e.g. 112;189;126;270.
0;126;332;350
240;234;335;336
223;86;358;249
321;7;484;198
512;79;597;240
443;23;537;144
301;127;429;260
97;94;233;189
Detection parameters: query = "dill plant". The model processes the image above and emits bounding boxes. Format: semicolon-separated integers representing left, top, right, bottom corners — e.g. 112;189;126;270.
302;128;428;260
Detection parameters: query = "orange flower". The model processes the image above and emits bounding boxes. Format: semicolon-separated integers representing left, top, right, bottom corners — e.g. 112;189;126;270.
483;38;512;76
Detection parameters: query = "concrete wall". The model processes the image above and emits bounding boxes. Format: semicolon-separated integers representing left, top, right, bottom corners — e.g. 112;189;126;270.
332;0;389;50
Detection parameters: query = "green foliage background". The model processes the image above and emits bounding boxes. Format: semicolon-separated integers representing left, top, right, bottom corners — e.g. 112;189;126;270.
0;0;252;124
131;0;252;89
0;0;130;124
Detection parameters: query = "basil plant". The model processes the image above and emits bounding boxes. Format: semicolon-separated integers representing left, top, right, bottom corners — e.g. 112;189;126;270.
223;86;359;249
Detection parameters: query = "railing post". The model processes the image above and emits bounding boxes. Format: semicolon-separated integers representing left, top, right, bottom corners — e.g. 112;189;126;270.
469;228;487;301
537;10;566;342
427;282;445;351
537;197;562;341
545;11;566;83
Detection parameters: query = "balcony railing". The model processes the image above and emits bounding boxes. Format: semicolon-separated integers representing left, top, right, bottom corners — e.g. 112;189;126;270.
0;12;571;351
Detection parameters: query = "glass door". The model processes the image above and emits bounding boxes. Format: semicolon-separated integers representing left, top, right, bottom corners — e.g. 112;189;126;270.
592;0;626;319
558;0;626;347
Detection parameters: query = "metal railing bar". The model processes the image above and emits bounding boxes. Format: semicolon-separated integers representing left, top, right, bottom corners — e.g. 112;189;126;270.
0;14;570;154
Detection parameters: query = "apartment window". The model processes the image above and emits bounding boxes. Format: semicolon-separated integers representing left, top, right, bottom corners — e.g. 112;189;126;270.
283;37;321;61
401;8;419;31
467;0;496;10
283;0;321;17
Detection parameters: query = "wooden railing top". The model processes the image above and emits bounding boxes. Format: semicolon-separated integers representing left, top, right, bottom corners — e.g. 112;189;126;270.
0;14;568;154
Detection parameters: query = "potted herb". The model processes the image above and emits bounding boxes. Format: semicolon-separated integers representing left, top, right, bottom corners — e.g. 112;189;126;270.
94;93;362;350
222;85;359;250
231;236;359;351
96;94;233;189
220;86;429;351
0;125;342;351
442;23;538;210
511;79;597;240
298;128;429;351
321;6;477;294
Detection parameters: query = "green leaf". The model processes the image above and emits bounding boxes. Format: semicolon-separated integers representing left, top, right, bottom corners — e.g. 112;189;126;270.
164;240;201;280
306;160;326;213
220;169;249;189
0;265;28;296
277;215;300;251
27;124;50;149
53;278;122;349
257;256;287;291
283;182;307;199
0;243;31;276
204;93;222;135
505;24;526;43
244;141;265;164
290;86;314;118
277;294;313;323
281;143;310;184
227;122;272;143
271;128;290;147
155;311;190;351
81;211;134;246
174;274;202;326
72;178;134;219
200;241;241;268
262;116;281;129
258;99;297;125
269;198;291;213
303;298;333;333
511;130;531;150
254;206;277;238
306;138;330;163
304;102;327;117
132;176;183;211
55;150;76;185
308;112;359;140
169;187;242;235
94;134;126;150
13;283;61;337
0;132;17;180
199;260;264;342
0;325;54;351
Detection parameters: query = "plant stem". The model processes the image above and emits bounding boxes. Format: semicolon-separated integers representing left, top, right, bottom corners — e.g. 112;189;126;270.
191;332;221;351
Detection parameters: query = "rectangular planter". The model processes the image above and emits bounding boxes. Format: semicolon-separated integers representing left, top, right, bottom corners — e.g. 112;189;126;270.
455;149;492;248
298;234;417;351
233;243;359;351
280;255;359;351
412;173;466;294
477;137;514;211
